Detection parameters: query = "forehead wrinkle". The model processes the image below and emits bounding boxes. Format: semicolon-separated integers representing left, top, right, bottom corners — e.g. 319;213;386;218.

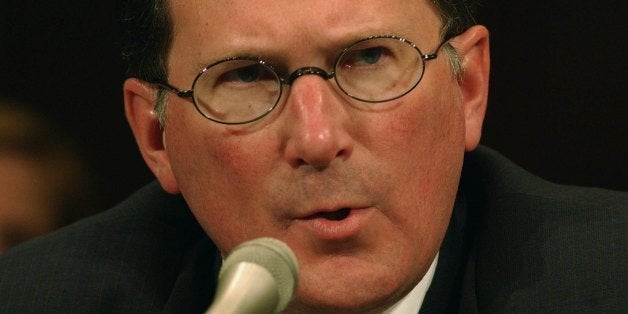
169;1;297;63
175;1;401;43
169;0;443;75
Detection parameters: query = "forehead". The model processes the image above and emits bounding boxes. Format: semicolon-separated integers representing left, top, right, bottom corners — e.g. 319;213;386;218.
167;0;442;66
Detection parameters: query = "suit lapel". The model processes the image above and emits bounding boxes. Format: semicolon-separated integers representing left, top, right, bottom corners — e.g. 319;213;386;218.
420;188;481;314
161;237;222;313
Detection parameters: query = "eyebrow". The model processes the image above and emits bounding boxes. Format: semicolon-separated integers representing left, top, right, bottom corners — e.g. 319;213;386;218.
192;52;263;72
191;29;412;72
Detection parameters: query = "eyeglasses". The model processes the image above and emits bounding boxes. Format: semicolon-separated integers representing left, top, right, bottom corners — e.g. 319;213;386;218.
154;35;448;125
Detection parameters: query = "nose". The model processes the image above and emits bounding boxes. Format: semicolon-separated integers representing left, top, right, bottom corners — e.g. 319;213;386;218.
281;73;354;170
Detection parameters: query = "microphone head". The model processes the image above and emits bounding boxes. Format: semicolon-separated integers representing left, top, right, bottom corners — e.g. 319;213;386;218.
220;237;299;312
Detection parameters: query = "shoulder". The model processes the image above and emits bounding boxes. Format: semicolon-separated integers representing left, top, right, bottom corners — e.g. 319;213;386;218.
462;146;627;217
461;146;627;313
0;182;210;312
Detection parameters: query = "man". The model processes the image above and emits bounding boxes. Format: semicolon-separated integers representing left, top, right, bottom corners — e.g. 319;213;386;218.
0;1;625;313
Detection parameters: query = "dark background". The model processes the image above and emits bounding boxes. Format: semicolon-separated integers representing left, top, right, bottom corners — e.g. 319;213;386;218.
1;1;626;214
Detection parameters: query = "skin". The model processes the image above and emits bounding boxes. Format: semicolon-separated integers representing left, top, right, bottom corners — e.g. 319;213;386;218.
124;0;489;312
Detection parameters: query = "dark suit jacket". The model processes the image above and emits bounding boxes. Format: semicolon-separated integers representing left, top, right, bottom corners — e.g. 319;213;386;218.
1;146;625;313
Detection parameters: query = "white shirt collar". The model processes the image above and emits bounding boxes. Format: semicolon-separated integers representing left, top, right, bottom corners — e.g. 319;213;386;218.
383;253;439;314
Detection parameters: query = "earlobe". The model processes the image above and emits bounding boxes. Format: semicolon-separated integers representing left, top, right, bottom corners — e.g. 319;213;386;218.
123;78;180;194
452;25;490;152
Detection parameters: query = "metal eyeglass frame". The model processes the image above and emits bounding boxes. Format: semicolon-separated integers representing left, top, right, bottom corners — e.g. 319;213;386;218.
153;35;451;125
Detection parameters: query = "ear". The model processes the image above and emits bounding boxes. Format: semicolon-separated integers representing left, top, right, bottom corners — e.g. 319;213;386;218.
451;25;490;152
123;78;180;194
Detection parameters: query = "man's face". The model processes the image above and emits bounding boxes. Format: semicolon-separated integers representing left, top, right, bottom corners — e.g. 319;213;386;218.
129;0;488;312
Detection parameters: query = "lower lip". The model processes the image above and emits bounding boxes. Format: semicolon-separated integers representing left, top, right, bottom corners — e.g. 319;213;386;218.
296;207;374;241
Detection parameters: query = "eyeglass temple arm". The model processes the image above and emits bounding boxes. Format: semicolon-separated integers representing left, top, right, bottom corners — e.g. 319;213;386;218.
422;38;452;61
155;82;194;98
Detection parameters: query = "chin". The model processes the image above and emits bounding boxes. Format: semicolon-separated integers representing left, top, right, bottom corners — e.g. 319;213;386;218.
285;293;398;314
283;257;411;314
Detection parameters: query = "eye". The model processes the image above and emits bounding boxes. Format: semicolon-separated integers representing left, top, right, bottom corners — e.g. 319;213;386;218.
357;47;383;65
220;64;264;83
340;45;392;70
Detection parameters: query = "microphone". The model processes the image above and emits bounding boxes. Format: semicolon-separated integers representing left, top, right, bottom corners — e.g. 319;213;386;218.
205;237;300;314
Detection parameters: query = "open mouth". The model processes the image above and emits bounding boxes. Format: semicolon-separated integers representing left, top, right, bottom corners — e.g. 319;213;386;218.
309;208;351;221
298;207;371;240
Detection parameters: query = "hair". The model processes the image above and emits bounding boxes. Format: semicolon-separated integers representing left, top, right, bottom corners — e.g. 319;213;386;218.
431;0;480;80
119;0;172;125
119;0;480;125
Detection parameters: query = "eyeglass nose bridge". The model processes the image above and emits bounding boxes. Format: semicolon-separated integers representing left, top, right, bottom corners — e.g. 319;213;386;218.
285;66;335;85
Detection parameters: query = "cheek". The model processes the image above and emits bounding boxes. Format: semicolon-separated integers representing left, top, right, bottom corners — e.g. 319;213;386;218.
371;90;465;230
375;91;465;170
165;120;279;249
167;114;272;187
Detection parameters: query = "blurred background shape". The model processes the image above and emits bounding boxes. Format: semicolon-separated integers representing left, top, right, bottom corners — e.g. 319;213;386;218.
0;100;98;253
